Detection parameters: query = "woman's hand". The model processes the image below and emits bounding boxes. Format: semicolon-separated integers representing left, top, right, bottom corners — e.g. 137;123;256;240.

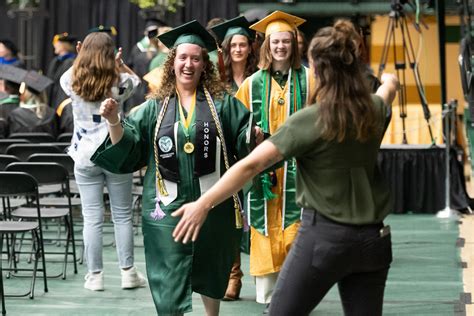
171;202;211;244
100;98;120;122
255;126;264;145
115;47;124;68
76;41;82;54
380;73;399;87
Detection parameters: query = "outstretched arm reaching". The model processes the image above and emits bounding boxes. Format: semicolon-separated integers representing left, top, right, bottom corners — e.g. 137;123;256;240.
172;140;284;244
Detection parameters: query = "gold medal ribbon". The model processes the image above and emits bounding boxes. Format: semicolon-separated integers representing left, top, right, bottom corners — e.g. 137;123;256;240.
177;90;196;154
177;90;196;130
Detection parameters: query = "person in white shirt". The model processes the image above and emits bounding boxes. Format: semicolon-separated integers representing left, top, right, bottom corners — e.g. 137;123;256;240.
60;32;145;291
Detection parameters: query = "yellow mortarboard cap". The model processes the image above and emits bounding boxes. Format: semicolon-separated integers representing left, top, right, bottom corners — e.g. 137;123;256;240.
250;10;305;37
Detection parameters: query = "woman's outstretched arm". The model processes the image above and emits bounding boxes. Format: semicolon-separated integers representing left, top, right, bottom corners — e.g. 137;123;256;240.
172;140;284;244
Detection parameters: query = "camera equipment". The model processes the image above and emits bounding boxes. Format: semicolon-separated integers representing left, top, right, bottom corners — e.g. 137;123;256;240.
378;0;434;144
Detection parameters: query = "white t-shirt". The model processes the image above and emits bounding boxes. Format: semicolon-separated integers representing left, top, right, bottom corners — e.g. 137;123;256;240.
60;67;140;167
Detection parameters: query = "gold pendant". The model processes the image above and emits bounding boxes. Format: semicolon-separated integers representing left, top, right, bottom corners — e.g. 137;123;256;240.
277;97;285;105
184;142;194;154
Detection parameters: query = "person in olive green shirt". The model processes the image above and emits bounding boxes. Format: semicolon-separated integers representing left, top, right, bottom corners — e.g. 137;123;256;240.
93;21;253;316
172;20;399;316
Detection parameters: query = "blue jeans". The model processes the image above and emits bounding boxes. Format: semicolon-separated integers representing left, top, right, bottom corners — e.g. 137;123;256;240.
75;165;134;273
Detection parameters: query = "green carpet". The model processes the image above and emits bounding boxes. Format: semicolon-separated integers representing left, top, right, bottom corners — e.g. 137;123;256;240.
1;214;464;315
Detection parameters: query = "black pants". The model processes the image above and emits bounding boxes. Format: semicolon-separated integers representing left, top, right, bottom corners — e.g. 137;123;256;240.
269;209;392;316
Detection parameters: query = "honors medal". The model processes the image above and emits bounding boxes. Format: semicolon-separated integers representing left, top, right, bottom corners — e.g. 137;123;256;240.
184;142;195;154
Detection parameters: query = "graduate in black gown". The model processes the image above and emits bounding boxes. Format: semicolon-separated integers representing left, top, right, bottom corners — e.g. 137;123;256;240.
46;33;77;109
0;65;24;121
8;70;58;137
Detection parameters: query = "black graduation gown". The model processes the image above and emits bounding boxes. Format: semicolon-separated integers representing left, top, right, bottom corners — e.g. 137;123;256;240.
46;55;75;108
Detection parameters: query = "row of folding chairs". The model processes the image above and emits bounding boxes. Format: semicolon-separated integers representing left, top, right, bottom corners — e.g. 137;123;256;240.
0;162;78;315
3;132;72;143
0;132;72;156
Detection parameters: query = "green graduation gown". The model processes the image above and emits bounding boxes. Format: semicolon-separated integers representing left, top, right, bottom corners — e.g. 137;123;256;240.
92;89;250;314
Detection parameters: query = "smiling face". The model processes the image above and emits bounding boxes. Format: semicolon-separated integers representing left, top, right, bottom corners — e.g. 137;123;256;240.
173;43;205;91
229;34;250;64
269;31;293;63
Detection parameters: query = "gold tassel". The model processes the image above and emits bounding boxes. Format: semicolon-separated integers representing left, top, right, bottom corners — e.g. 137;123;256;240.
234;197;242;229
157;177;169;196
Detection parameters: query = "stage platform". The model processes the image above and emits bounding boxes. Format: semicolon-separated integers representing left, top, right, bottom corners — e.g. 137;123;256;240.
379;144;470;214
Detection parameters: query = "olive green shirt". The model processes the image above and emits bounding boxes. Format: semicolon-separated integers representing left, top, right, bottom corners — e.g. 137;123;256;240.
268;94;392;225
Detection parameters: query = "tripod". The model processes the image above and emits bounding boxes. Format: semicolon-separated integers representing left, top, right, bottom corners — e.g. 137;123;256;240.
377;0;434;144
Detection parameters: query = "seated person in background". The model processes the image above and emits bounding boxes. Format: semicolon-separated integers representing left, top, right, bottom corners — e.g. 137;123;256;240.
0;39;24;68
0;64;24;121
8;71;58;137
56;98;74;134
46;32;77;109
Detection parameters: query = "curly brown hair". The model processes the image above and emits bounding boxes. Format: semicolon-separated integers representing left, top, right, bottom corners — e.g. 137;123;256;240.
149;46;225;100
71;32;118;102
221;34;257;88
309;19;376;143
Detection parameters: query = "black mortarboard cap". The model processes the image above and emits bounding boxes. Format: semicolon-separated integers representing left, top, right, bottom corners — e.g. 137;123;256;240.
52;32;77;44
158;20;217;52
0;64;27;84
145;18;166;31
211;16;255;44
88;25;118;36
21;71;53;95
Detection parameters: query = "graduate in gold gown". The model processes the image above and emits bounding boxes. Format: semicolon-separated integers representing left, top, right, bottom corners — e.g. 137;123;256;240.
234;11;316;308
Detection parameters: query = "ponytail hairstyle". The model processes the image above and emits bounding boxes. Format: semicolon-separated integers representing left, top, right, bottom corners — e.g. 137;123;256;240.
308;19;377;142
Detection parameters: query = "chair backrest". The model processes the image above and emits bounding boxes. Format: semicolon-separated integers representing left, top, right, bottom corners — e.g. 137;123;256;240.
0;118;7;139
27;153;75;177
40;142;70;152
0;171;38;197
6;162;69;186
9;132;56;143
0;138;28;154
0;154;21;171
57;132;73;143
5;143;62;161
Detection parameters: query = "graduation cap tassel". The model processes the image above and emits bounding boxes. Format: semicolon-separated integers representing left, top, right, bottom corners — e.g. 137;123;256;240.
261;173;278;200
151;188;166;221
217;46;227;83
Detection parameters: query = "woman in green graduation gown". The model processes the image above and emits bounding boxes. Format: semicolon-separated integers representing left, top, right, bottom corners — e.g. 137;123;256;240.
92;21;252;315
210;15;258;301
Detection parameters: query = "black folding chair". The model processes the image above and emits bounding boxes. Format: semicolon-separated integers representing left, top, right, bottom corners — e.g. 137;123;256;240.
9;132;55;143
5;162;78;279
0;155;20;171
5;144;61;161
0;139;28;155
56;132;73;143
0;171;48;315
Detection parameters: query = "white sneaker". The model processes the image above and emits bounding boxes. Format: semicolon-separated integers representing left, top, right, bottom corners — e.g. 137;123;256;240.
84;271;104;291
121;266;147;289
